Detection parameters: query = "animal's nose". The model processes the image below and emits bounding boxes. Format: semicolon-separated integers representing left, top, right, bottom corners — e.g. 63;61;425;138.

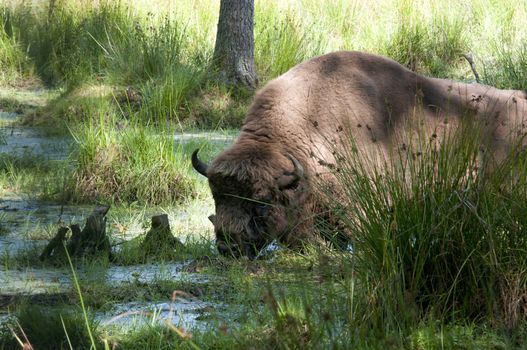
217;241;231;256
243;243;258;260
217;240;257;259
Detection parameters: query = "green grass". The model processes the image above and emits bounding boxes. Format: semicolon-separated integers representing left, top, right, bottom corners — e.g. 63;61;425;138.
0;304;102;350
1;241;524;349
0;153;67;201
1;0;527;348
320;118;527;344
484;43;527;89
1;0;524;130
254;3;324;81
382;14;468;78
0;7;31;86
66;121;197;205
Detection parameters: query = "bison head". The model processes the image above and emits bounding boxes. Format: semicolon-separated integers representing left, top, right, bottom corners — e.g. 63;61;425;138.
192;146;310;258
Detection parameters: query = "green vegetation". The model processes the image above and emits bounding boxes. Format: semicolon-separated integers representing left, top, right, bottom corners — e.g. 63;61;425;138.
323;121;527;346
0;0;524;206
66;122;196;205
1;0;526;349
0;152;66;201
0;305;102;349
1;0;526;126
0;7;31;86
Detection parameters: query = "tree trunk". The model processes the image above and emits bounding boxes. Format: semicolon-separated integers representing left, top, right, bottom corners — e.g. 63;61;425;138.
213;0;258;89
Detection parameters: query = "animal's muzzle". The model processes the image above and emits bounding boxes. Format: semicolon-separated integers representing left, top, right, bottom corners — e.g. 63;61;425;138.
216;240;259;260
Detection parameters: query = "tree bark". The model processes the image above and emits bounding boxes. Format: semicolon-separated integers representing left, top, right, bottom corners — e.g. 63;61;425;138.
213;0;258;89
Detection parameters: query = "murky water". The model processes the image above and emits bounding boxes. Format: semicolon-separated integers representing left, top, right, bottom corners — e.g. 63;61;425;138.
0;112;235;330
98;299;220;331
0;111;19;122
174;131;236;146
1;262;193;294
0;260;222;328
0;112;71;160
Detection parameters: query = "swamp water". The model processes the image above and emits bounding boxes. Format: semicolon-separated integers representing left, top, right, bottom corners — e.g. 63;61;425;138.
0;111;236;331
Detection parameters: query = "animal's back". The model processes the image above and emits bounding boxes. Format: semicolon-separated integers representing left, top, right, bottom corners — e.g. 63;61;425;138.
241;51;527;175
240;51;434;173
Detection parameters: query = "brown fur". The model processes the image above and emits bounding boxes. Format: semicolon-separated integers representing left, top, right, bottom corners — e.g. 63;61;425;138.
201;51;527;257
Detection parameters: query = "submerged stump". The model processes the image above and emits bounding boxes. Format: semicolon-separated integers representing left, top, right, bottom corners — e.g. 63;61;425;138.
141;214;184;256
39;227;69;261
40;205;111;261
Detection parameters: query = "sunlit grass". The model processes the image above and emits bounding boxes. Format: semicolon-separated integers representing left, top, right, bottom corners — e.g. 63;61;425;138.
0;0;526;348
2;0;526;129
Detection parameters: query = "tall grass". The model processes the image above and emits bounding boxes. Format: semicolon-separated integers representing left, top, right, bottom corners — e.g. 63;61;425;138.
0;152;66;200
325;119;527;335
138;64;206;123
383;16;467;77
254;3;324;81
3;1;137;87
66;118;197;205
0;7;31;85
2;1;210;126
2;0;527;128
3;0;527;84
484;44;527;90
1;304;101;349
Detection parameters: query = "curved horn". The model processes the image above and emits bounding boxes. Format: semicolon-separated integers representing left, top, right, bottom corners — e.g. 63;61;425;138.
288;154;304;179
191;149;209;177
277;154;304;189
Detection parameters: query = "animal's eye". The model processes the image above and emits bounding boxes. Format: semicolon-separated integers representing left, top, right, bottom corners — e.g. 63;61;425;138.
254;203;270;217
281;179;300;191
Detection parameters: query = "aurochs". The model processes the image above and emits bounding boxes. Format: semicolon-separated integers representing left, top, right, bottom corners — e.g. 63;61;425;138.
192;51;527;258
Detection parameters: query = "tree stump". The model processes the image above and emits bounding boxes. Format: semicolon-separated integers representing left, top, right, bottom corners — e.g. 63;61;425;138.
39;226;69;261
40;206;111;261
70;206;111;258
141;214;184;256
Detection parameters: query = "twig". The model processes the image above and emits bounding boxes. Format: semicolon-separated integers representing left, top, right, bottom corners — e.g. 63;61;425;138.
57;204;65;225
462;53;480;83
9;321;34;350
57;173;67;225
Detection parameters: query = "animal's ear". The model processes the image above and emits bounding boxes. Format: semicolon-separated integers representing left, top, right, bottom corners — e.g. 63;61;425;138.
277;174;300;190
277;154;304;190
208;214;216;224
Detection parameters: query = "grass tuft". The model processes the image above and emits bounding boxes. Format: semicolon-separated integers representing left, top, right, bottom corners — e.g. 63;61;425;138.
382;7;468;77
0;304;101;350
66;121;196;205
